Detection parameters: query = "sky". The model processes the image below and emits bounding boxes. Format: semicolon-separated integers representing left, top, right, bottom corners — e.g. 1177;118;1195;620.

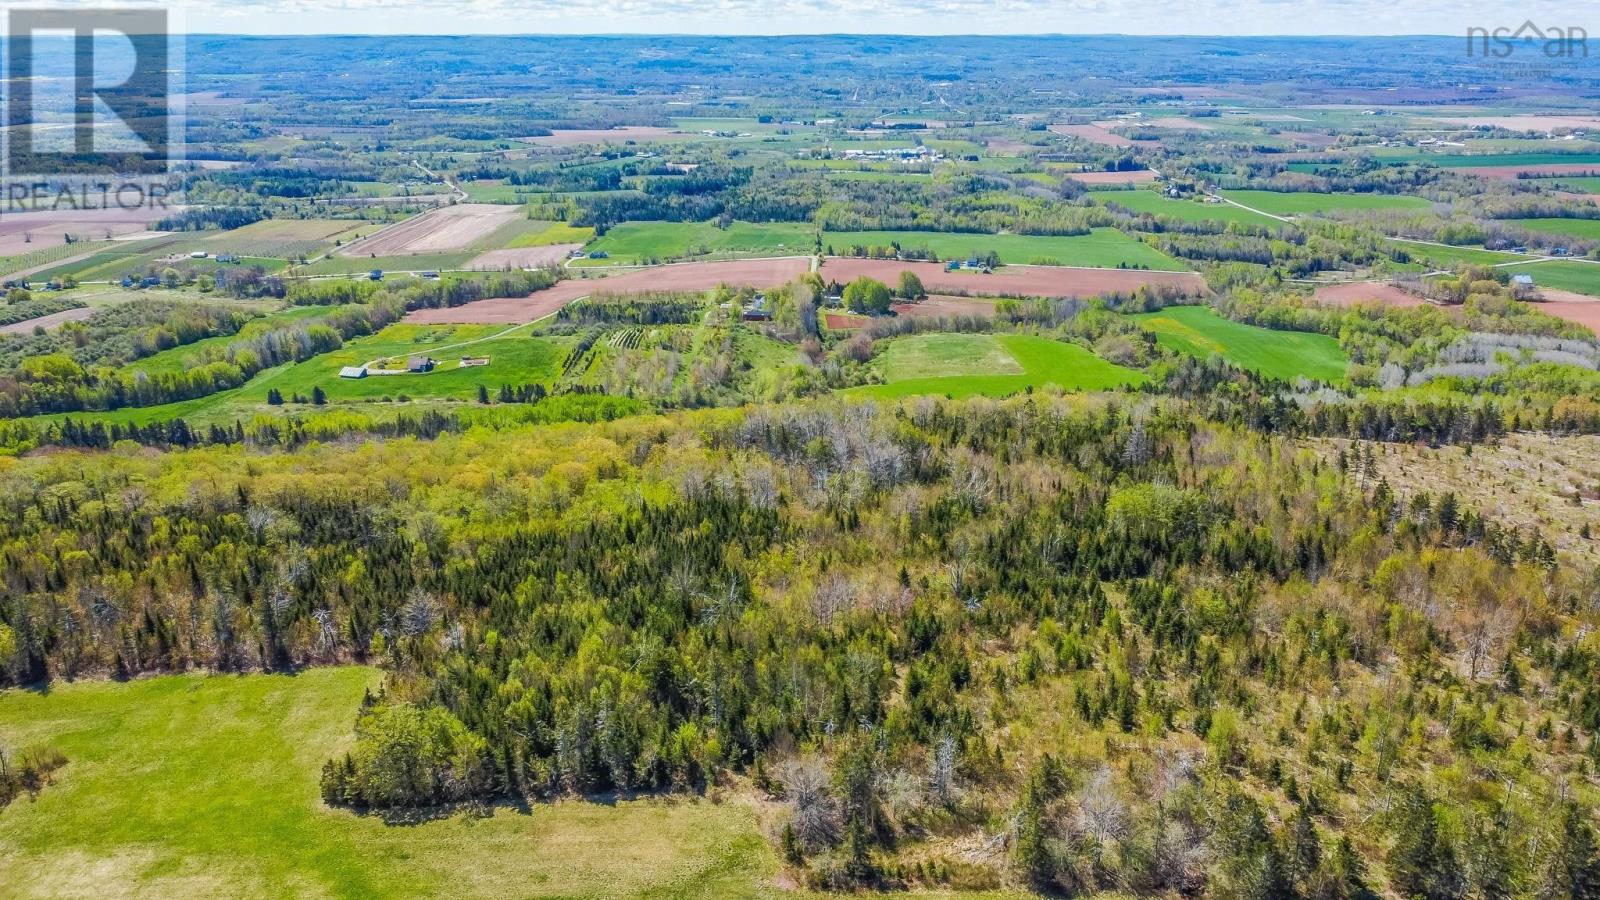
14;0;1600;36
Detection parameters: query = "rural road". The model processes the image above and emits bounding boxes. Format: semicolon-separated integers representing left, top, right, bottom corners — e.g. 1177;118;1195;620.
1208;191;1293;223
0;305;96;334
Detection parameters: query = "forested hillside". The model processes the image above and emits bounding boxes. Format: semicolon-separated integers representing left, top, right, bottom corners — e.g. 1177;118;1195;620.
3;396;1597;894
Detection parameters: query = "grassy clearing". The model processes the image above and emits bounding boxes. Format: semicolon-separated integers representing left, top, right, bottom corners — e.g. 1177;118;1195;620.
1132;305;1348;382
1505;218;1600;241
1306;433;1600;567
824;227;1186;270
1543;175;1600;192
878;333;1023;381
460;179;524;202
256;323;568;403
584;221;815;264
25;324;571;429
0;668;783;899
847;333;1145;399
1095;191;1283;228
1220;190;1432;215
1513;260;1600;297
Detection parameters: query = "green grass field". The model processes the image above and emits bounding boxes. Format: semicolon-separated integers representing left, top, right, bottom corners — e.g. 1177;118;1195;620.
1512;261;1600;298
1505;218;1600;241
583;220;815;264
847;333;1145;399
461;179;525;202
1366;151;1600;168
26;323;570;429
0;669;781;898
824;227;1186;270
1389;240;1532;269
1220;190;1432;215
1132;305;1348;382
298;252;479;275
274;324;566;402
1527;175;1600;193
1095;191;1283;229
506;222;595;248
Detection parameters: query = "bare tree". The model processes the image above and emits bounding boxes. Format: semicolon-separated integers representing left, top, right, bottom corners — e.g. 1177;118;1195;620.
779;756;841;852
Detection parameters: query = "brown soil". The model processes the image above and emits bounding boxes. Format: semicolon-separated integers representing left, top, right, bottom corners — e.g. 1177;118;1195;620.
1312;281;1428;308
336;204;524;257
515;127;677;147
1047;124;1135;147
1062;170;1158;185
820;258;1205;299
405;257;812;324
463;244;583;271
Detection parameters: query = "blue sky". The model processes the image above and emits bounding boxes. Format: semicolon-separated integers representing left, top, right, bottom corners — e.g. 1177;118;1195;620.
27;0;1600;36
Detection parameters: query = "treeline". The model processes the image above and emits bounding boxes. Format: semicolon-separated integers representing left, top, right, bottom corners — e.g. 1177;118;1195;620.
154;206;267;232
555;292;704;325
288;269;557;312
0;390;646;454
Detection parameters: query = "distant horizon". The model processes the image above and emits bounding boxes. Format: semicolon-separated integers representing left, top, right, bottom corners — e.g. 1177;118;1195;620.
117;0;1597;39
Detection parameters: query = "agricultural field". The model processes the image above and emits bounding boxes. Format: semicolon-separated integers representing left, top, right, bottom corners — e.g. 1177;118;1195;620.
1504;218;1600;242
820;257;1206;299
847;332;1146;399
1131;304;1349;382
505;222;595;248
1219;190;1433;216
1095;191;1283;228
197;218;370;258
581;220;816;265
1542;175;1600;193
1389;239;1531;269
411;257;814;324
256;323;567;403
0;669;783;899
0;205;164;256
0;239;122;279
298;251;479;276
1514;260;1600;298
823;227;1185;270
336;204;527;257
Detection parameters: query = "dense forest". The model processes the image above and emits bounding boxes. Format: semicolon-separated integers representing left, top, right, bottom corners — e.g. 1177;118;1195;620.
2;395;1598;894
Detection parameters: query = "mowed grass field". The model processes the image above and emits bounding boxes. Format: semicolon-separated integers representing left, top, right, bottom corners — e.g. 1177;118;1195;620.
1390;239;1532;269
581;221;815;264
824;227;1187;270
1513;260;1600;298
1219;190;1433;215
1096;191;1283;229
0;669;781;898
29;323;570;429
1132;305;1348;382
1505;218;1600;241
847;332;1146;399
